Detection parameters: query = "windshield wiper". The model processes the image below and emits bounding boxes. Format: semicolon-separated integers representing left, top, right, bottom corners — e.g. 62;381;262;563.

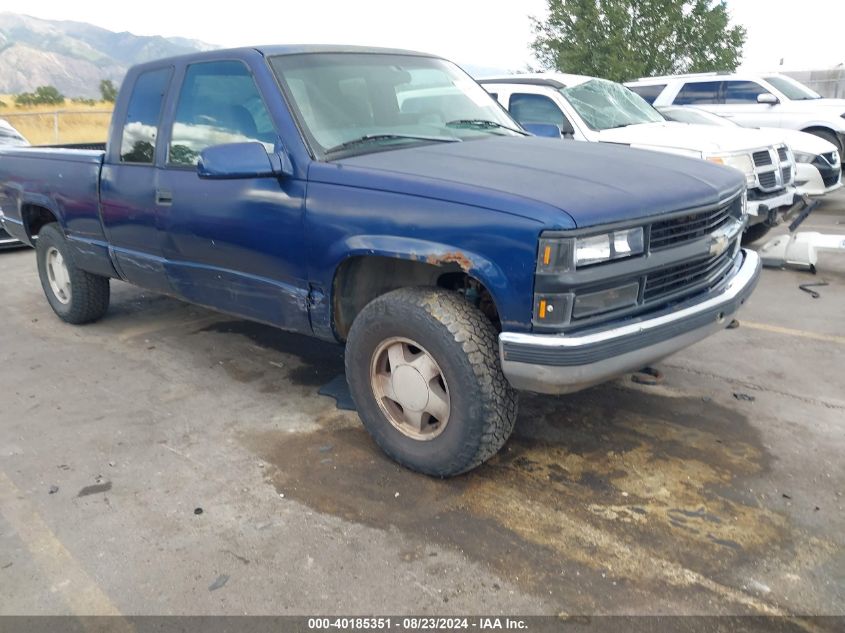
445;119;528;135
324;134;460;155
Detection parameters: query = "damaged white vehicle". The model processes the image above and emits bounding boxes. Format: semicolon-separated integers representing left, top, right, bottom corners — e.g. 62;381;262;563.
481;73;799;243
659;105;841;197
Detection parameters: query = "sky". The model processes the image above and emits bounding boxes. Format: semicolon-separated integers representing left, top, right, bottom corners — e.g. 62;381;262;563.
2;0;843;73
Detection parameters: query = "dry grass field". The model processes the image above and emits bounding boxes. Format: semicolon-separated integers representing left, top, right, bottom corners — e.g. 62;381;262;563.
0;96;113;145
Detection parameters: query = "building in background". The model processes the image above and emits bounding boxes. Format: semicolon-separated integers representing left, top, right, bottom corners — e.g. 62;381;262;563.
785;65;845;98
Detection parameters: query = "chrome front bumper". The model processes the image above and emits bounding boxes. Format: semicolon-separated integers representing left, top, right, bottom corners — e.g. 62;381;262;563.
499;249;761;395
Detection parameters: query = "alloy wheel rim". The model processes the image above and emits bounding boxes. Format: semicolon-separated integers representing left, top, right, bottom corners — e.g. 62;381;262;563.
370;337;451;441
46;246;71;305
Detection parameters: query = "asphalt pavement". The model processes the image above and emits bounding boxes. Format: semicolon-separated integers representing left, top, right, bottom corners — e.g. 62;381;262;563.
1;192;843;620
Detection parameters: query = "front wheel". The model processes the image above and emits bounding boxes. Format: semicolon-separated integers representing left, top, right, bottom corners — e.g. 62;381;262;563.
36;223;110;324
345;287;518;477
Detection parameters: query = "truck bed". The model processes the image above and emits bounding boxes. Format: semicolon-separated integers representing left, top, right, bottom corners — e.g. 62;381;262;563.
0;146;106;246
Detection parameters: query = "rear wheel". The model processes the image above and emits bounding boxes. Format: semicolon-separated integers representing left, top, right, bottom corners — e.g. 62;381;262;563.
36;223;110;324
345;287;517;477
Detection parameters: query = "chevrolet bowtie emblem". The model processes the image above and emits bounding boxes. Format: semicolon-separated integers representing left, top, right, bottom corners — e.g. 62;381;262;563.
709;234;729;257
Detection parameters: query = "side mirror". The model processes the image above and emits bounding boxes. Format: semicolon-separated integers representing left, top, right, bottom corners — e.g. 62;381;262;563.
757;93;779;105
522;123;563;139
198;142;291;179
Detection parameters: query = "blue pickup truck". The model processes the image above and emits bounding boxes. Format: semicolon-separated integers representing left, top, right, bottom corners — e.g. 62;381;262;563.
0;46;761;476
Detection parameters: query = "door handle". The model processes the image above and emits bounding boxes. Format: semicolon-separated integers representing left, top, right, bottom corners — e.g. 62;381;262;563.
155;189;173;206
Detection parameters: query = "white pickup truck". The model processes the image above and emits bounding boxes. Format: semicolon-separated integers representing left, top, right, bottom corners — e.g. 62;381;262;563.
625;72;845;161
480;73;799;243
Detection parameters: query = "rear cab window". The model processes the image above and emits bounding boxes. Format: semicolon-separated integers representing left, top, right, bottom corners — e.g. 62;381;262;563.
120;67;172;163
628;84;666;105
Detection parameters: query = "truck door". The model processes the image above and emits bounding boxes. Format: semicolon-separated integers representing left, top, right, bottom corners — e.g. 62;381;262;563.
99;66;173;292
155;59;310;333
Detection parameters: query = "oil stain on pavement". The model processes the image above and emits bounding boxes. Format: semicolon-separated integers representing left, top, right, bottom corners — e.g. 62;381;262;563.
244;384;836;615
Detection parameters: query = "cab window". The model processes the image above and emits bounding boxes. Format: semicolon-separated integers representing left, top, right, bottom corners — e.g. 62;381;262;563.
724;80;770;104
674;81;722;105
169;60;276;167
120;67;172;164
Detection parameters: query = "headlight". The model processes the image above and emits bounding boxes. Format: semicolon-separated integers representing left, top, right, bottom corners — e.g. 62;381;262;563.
707;153;756;187
537;227;644;272
793;151;815;164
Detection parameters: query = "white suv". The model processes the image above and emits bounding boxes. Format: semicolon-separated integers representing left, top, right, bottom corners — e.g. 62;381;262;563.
626;73;845;160
480;74;798;242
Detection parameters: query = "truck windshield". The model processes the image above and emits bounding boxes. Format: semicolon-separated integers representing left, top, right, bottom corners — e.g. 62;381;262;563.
560;78;664;131
269;53;523;157
763;76;821;101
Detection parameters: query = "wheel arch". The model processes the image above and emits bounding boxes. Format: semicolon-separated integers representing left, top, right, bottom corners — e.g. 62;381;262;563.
20;197;63;244
329;238;510;341
800;125;844;153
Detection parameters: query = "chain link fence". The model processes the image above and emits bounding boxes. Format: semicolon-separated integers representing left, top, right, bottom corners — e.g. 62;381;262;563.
1;109;112;145
784;69;845;99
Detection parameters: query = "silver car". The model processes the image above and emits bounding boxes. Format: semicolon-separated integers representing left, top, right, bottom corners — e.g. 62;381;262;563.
0;119;29;249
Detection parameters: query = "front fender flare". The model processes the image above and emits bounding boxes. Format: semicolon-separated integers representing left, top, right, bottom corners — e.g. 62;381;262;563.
336;233;510;295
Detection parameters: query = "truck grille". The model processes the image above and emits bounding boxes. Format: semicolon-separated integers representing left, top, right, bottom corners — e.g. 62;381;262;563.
649;202;732;250
754;150;772;167
753;145;793;192
758;171;777;189
533;194;744;332
643;247;736;304
753;150;772;167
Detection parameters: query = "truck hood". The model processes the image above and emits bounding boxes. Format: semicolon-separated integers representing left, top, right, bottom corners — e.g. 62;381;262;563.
319;136;744;229
596;121;779;156
783;98;845;111
755;127;837;155
777;99;845;129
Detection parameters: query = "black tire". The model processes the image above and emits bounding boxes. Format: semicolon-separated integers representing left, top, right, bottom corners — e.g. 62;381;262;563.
345;287;518;477
741;222;773;245
805;129;843;157
36;223;110;324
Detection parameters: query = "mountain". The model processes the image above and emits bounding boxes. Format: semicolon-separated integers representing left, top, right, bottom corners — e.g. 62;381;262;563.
0;13;217;98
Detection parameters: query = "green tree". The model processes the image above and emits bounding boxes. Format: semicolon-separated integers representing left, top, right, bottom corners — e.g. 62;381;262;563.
99;79;118;103
531;0;746;82
15;85;65;106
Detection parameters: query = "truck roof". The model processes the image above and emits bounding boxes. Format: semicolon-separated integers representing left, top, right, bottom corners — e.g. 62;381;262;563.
478;73;596;89
628;71;793;85
130;44;439;70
